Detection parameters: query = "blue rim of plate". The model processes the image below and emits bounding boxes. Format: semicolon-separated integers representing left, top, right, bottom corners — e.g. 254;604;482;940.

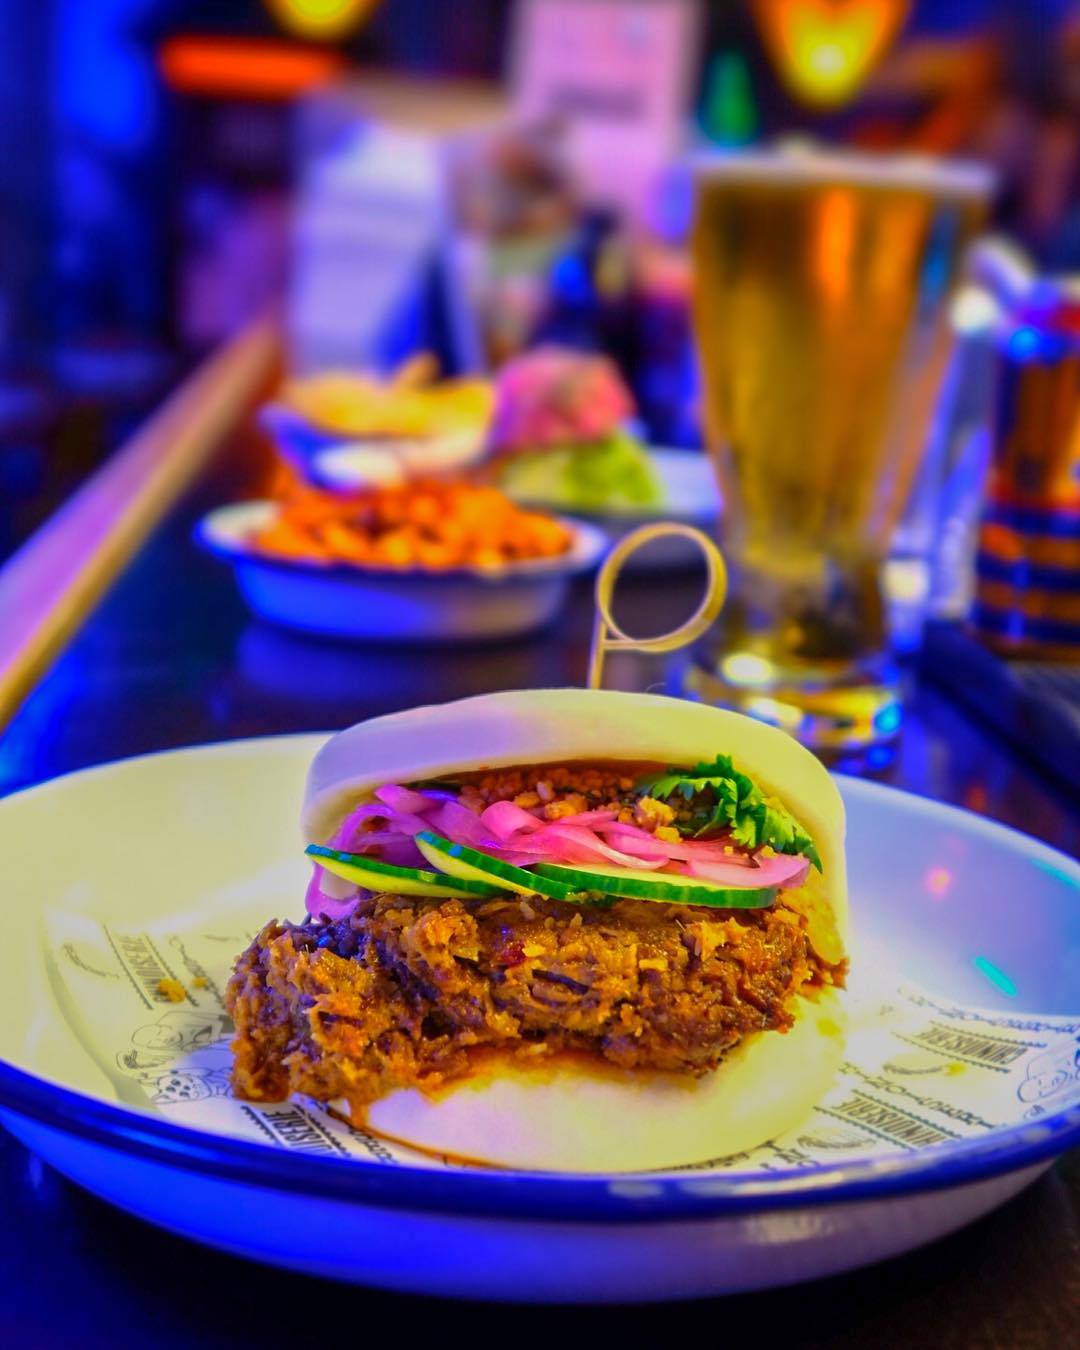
195;503;607;584
0;768;1078;1226
513;499;718;529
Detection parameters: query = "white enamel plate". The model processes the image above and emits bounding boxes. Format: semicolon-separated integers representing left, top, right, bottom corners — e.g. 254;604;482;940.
0;735;1077;1303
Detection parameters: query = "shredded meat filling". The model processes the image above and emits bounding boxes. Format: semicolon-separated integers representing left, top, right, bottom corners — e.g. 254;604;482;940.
228;890;845;1110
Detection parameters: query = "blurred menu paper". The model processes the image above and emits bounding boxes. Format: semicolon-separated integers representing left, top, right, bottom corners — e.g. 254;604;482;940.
511;0;702;222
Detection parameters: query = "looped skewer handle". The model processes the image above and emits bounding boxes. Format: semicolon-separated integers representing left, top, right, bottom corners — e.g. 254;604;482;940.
588;523;728;689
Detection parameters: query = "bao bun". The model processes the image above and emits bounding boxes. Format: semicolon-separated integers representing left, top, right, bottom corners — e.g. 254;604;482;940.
303;689;848;1172
364;988;844;1171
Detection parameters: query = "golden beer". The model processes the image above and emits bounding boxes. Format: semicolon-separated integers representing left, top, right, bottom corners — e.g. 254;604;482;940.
688;151;989;751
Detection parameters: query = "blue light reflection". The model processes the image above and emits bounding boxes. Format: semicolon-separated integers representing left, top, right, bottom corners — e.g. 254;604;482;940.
972;956;1018;998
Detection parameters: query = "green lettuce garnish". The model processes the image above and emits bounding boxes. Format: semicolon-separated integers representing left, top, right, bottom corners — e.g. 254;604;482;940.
639;754;821;870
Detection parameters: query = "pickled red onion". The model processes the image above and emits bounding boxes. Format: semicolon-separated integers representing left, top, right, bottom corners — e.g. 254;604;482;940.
304;869;362;921
329;801;392;847
428;800;491;848
521;824;669;870
682;853;809;889
305;782;810;920
536;808;620;829
374;784;439;815
480;800;545;839
599;827;755;866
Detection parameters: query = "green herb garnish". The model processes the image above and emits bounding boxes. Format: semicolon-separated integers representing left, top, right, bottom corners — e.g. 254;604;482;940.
639;754;821;870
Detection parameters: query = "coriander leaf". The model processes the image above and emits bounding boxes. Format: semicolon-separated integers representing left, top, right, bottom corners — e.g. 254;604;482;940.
761;803;795;853
729;813;759;850
637;754;821;869
640;772;690;800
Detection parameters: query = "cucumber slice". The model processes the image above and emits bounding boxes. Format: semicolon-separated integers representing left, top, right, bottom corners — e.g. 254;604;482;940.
531;861;777;909
307;845;502;898
415;831;581;901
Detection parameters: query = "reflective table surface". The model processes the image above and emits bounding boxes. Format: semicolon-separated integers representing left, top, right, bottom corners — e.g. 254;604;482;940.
0;427;1077;1345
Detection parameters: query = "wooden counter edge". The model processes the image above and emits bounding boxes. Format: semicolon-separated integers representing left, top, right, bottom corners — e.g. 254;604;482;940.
0;315;281;734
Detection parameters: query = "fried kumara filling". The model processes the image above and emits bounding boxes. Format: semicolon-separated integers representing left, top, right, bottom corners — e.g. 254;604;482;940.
226;762;846;1110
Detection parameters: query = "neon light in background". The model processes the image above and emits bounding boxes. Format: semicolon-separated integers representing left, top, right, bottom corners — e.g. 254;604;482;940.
1007;326;1044;362
864;744;894;769
872;702;902;737
699;52;759;147
158;38;345;100
264;0;382;42
56;0;159;152
751;0;911;109
973;956;1017;998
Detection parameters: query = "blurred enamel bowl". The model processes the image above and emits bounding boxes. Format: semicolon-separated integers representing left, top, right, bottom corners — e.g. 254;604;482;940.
0;736;1077;1302
196;501;605;642
316;445;724;571
261;403;487;485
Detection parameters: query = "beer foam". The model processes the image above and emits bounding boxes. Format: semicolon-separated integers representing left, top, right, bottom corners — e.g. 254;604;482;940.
691;146;994;199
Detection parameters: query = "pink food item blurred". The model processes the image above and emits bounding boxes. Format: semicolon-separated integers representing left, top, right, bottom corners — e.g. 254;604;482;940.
489;346;636;455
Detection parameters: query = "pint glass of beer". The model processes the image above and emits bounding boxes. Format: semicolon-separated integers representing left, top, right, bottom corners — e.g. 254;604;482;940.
687;149;991;753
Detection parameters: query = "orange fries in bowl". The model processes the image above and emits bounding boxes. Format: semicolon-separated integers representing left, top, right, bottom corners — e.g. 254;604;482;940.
250;481;574;573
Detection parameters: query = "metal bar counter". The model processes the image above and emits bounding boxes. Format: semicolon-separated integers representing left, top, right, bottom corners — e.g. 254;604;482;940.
0;351;1076;1345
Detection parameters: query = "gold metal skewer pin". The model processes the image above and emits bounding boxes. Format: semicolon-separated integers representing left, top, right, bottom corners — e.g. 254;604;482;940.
588;523;728;689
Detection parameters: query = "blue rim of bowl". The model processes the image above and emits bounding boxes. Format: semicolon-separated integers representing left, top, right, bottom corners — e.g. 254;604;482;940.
194;503;607;584
0;766;1077;1226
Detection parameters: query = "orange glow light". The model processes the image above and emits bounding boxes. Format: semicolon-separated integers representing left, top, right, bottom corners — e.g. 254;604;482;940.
159;37;345;100
752;0;910;109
